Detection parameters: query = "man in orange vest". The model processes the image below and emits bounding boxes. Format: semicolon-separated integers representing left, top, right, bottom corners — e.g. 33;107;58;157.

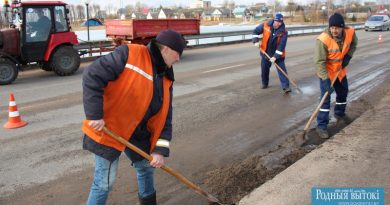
252;13;291;93
82;29;186;205
314;13;358;139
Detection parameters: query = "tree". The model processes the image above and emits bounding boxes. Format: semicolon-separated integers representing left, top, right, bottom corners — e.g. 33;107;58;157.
135;1;143;13
76;5;85;21
222;0;229;8
68;4;76;22
91;4;101;19
105;4;117;19
285;1;297;16
125;5;135;15
269;0;282;13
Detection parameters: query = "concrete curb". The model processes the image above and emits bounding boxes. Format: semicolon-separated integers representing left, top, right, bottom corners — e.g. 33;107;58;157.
239;92;390;205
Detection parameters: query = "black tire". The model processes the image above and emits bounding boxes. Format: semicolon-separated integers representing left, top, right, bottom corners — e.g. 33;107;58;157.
0;32;3;48
50;46;80;76
41;62;53;71
0;58;18;85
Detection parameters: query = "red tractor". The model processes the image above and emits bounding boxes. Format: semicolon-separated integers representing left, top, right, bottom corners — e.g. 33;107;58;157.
0;0;80;85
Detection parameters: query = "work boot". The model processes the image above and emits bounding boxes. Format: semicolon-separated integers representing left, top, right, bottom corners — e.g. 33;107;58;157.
283;87;292;93
316;127;329;139
139;192;157;205
262;84;268;89
335;114;352;125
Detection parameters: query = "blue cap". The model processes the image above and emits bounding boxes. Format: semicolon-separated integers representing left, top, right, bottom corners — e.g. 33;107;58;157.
274;13;284;22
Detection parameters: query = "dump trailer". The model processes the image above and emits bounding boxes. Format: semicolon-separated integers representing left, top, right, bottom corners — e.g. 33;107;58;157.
105;19;200;45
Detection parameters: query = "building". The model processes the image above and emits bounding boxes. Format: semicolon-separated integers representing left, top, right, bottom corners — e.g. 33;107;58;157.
233;6;250;19
190;0;211;9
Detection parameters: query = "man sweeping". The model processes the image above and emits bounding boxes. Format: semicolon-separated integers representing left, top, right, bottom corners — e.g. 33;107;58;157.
314;13;358;139
252;13;291;93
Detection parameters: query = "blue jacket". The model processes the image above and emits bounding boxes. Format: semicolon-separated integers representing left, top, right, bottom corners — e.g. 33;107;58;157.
252;20;288;59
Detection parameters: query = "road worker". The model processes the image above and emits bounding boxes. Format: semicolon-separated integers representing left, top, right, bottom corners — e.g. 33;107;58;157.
314;13;358;139
252;13;291;93
82;29;185;205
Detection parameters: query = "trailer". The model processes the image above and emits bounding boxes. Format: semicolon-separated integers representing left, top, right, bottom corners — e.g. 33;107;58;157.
105;19;200;45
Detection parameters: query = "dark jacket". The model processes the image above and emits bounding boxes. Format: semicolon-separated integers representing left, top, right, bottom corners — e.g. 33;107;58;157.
82;40;173;162
252;20;288;59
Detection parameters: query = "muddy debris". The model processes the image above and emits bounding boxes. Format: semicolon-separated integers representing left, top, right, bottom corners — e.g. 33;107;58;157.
203;84;386;205
204;143;310;205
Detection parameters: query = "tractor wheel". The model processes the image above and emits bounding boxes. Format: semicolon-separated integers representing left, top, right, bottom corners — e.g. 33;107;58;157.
51;46;80;76
0;58;18;85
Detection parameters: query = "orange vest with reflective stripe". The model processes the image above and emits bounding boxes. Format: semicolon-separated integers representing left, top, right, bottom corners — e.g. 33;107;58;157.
317;27;355;82
82;44;172;152
260;23;286;58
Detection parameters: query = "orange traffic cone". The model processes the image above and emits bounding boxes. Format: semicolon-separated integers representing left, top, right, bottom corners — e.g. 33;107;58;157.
3;92;28;129
378;34;383;43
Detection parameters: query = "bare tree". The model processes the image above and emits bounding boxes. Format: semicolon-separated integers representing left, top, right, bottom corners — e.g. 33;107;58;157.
221;0;229;8
125;5;135;15
227;0;235;10
285;1;297;16
92;4;101;19
105;4;118;19
76;5;85;21
68;4;76;22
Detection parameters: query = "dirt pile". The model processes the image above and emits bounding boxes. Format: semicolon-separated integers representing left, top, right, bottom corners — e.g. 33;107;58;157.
204;136;311;204
204;76;390;205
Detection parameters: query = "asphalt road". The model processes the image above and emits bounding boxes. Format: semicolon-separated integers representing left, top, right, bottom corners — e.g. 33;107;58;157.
0;30;390;205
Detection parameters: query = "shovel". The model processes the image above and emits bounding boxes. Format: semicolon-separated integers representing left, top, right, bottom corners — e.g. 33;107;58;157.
260;49;303;93
300;68;343;141
102;127;231;205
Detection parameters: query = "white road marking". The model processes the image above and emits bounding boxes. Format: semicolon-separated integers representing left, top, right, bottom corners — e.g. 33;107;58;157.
202;64;246;73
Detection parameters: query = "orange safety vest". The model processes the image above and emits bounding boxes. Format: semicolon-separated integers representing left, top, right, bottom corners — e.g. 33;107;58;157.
260;23;287;58
82;44;172;152
317;27;355;82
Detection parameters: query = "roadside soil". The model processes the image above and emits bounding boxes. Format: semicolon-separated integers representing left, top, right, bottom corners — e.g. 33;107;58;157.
204;75;390;205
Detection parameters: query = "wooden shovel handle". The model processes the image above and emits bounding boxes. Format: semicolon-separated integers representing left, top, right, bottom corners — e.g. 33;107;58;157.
260;49;299;89
303;69;343;132
102;127;221;204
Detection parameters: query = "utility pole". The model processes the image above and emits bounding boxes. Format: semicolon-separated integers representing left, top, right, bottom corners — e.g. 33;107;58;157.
327;0;332;16
85;1;91;56
274;0;276;14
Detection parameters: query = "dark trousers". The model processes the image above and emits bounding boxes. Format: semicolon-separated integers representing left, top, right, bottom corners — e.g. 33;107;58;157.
317;76;349;129
260;56;290;89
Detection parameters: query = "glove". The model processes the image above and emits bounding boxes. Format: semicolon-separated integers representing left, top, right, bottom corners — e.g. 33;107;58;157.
269;57;276;63
321;78;334;94
342;55;352;69
253;42;260;47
